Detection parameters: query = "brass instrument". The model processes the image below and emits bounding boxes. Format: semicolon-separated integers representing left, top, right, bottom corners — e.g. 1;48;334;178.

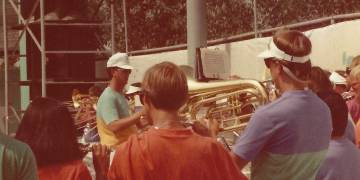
72;94;98;131
109;65;269;145
181;78;268;133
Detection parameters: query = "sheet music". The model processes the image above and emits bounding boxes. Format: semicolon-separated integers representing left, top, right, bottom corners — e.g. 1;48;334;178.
200;48;229;79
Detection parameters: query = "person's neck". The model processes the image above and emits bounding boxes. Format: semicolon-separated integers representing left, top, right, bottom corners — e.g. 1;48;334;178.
150;109;184;129
277;79;307;94
109;79;124;93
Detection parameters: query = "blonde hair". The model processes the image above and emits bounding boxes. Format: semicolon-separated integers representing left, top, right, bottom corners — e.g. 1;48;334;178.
350;55;360;70
349;65;360;83
142;62;188;111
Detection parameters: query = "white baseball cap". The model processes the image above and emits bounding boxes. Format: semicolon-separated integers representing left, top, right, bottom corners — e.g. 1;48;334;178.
258;38;310;63
106;52;134;70
329;72;347;85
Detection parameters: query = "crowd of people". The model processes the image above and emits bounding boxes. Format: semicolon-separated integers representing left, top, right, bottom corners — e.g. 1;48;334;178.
1;29;360;180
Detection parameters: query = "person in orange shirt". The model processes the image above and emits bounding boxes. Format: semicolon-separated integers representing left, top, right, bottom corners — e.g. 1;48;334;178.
107;62;247;180
16;97;92;180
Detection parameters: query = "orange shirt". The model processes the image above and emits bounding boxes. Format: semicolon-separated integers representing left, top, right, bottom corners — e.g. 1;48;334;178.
38;159;92;180
108;128;247;180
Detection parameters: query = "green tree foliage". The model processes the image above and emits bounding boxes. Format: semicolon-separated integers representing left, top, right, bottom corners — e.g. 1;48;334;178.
91;0;360;52
126;0;186;50
207;0;253;40
256;0;360;29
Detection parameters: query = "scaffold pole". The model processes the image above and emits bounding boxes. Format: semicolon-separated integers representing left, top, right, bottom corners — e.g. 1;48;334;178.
2;0;9;135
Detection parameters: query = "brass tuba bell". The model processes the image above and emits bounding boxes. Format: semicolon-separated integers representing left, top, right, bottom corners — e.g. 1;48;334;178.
179;66;269;136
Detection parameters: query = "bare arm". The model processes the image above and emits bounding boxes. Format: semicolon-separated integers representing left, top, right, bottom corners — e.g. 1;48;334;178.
107;111;143;133
92;144;110;180
231;152;249;171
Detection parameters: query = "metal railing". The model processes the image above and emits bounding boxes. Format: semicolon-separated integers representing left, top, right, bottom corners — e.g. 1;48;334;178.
129;12;360;56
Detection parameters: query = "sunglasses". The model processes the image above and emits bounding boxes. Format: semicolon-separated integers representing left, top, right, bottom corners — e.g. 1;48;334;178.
264;59;283;69
116;68;132;74
264;59;276;68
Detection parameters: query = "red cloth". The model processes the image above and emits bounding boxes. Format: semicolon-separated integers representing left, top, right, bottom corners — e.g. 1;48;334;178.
108;128;247;180
38;159;92;180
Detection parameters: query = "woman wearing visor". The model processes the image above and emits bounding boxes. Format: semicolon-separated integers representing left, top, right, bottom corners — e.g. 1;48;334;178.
231;30;332;180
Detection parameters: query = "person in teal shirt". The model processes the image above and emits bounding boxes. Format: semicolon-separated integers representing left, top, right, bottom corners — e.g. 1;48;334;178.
0;134;38;180
96;52;144;147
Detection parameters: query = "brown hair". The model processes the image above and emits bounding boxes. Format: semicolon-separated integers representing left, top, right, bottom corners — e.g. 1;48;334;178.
142;62;188;111
309;66;333;93
273;30;312;57
273;30;312;81
89;86;102;97
318;92;348;137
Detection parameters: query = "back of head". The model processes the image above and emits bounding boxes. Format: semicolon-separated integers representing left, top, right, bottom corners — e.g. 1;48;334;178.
273;30;312;81
89;86;102;97
309;66;333;93
16;97;83;167
142;62;188;111
318;92;348;137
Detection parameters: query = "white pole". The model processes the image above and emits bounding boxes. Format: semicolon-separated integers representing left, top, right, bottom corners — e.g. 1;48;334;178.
122;0;128;53
111;0;115;54
253;0;258;38
186;0;207;68
2;0;9;135
40;0;46;97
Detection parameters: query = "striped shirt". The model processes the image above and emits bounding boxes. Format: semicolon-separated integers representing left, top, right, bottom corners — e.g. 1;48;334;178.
233;90;332;180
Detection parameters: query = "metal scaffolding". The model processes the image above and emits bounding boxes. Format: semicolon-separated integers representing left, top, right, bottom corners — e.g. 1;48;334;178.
2;0;9;135
1;0;129;135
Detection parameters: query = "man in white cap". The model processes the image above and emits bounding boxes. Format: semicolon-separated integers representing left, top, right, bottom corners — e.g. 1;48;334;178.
231;30;332;180
96;53;143;147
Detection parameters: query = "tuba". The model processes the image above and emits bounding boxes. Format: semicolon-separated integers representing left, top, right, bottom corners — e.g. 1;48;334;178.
181;79;268;131
179;66;269;144
128;66;269;145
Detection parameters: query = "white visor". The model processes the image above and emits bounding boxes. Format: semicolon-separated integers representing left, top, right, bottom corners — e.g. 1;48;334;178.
126;86;141;95
329;72;347;85
258;38;310;63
